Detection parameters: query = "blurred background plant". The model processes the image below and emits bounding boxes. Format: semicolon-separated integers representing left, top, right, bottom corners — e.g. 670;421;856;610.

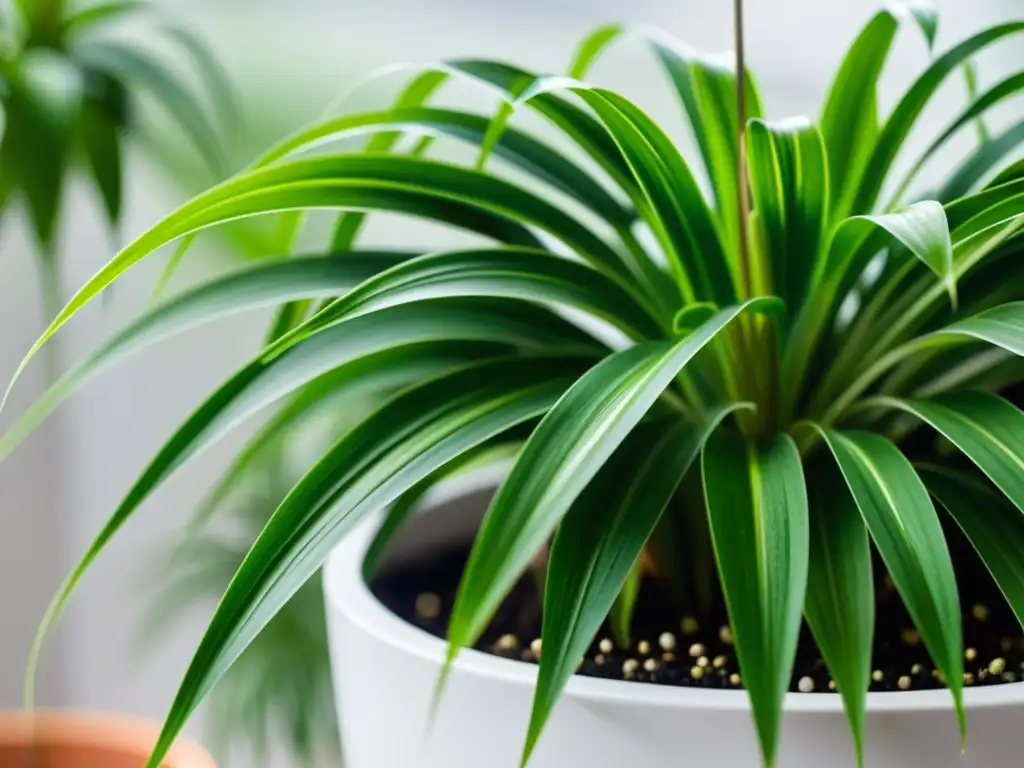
0;0;234;319
0;1;339;764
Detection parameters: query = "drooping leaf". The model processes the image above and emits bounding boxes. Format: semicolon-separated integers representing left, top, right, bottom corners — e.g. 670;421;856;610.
0;254;414;464
920;465;1024;630
23;299;602;697
870;392;1024;514
702;430;808;767
817;429;964;737
309;247;666;340
135;355;590;768
524;404;747;765
803;459;873;768
446;298;781;667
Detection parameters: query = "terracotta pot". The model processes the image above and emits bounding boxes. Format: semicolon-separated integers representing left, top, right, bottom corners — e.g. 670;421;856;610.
0;710;216;768
323;469;1024;768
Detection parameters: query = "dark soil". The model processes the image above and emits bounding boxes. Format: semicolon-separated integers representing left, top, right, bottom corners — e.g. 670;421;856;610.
371;545;1024;693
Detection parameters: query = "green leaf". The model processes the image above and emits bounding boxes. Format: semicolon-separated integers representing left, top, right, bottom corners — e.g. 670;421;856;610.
567;23;624;79
259;106;633;234
362;440;523;582
870;392;1024;514
74;39;225;175
161;24;240;140
2;50;83;254
10;153;638;401
138;355;589;768
920;465;1024;631
746;117;828;308
702;430;808;767
803;460;873;768
939;118;1024;202
819;4;936;221
817;429;964;737
648;40;763;260
851;21;1024;216
524;403;747;765
786;201;954;418
889;71;1024;207
446;297;780;681
0;254;413;464
80;100;122;225
474;74;719;306
309;247;665;339
24;300;600;699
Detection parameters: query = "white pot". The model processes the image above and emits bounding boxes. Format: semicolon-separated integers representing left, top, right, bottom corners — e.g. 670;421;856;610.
323;471;1024;768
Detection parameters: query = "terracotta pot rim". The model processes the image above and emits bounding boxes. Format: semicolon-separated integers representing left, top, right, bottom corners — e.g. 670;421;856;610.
0;709;216;768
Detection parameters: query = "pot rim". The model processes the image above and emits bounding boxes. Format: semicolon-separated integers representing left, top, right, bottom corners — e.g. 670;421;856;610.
0;708;217;767
323;467;1024;715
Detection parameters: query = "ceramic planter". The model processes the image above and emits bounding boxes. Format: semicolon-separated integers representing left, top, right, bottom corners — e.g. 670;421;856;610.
0;710;216;768
323;471;1024;768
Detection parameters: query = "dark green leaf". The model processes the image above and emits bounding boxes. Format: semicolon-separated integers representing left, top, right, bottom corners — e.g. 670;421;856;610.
871;392;1024;513
920;465;1024;631
524;404;746;764
803;460;873;768
818;429;964;737
747;117;828;308
80;100;122;225
447;297;779;680
138;355;589;768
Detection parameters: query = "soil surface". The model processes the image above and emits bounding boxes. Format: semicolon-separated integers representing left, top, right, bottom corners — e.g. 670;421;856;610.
371;545;1024;693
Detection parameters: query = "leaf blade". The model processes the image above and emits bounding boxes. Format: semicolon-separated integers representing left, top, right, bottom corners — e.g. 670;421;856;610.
702;430;808;766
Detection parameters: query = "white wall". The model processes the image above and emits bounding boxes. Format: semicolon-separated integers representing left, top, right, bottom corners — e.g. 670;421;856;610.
0;0;1019;766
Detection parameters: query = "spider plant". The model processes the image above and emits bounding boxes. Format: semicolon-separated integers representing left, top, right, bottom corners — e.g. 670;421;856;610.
5;2;1024;767
0;0;232;316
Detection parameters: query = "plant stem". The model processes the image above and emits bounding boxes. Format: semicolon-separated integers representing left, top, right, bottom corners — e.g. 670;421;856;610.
734;0;751;297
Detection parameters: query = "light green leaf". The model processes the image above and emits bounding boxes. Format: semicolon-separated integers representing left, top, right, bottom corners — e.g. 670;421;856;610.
567;23;624;79
702;430;808;767
870;392;1024;514
136;355;589;768
803;459;873;768
818;429;964;738
608;560;641;651
446;298;782;668
920;465;1024;631
524;404;747;765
